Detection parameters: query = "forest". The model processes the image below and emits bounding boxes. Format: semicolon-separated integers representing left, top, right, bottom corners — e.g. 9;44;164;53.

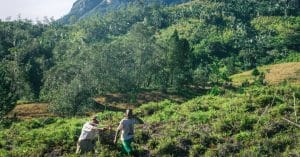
0;0;300;156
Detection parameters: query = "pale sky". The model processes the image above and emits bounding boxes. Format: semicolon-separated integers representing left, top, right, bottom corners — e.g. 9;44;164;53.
0;0;77;21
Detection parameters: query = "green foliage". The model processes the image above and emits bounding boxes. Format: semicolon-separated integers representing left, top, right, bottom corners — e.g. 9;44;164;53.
0;1;300;155
167;30;193;91
48;78;98;116
254;95;283;108
0;85;299;156
252;68;260;76
210;86;225;96
0;63;17;119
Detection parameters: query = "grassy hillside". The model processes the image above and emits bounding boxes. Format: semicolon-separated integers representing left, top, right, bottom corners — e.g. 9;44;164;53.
0;0;299;156
231;62;300;86
1;84;299;157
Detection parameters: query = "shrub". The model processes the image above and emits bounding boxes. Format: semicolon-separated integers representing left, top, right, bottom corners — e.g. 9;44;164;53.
240;116;257;131
26;119;44;129
254;95;283;108
156;138;187;156
210;86;225;96
261;120;288;138
147;138;159;150
189;144;206;157
216;142;242;157
42;117;57;125
271;104;294;116
137;100;175;116
252;68;260;76
135;131;150;144
188;111;212;123
234;131;252;142
259;134;294;155
243;103;257;112
241;80;250;87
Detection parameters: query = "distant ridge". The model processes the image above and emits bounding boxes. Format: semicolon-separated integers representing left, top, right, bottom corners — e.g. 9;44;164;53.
59;0;190;24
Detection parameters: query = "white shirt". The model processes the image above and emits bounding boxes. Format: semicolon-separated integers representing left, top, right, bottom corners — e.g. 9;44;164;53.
78;122;99;141
117;118;139;141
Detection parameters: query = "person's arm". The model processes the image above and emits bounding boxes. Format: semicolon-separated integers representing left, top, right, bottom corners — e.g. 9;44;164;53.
114;129;120;144
114;121;123;144
94;127;107;131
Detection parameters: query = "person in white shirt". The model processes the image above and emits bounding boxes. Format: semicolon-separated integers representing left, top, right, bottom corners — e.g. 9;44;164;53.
76;116;108;154
114;109;144;155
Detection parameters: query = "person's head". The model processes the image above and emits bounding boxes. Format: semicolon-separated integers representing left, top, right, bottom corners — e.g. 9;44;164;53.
125;109;133;118
91;115;99;125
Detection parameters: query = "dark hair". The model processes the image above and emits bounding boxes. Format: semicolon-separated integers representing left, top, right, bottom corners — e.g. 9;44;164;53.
125;109;133;118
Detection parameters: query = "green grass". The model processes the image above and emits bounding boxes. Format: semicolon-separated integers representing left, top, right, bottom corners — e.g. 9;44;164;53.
0;85;299;156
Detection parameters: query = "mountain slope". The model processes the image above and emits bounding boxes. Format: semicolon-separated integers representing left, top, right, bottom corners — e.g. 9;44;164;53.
1;85;299;156
60;0;190;23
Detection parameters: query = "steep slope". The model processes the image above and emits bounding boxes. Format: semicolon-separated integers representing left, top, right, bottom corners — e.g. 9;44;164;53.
60;0;190;23
1;85;299;156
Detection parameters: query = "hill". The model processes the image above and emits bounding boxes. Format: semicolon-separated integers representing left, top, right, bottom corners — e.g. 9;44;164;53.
231;62;300;86
60;0;190;23
0;85;299;156
0;0;300;156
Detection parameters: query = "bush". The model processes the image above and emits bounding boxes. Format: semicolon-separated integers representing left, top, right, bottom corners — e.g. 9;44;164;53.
234;131;252;142
241;80;250;87
216;142;242;157
240;116;257;131
271;104;294;116
261;120;288;138
259;134;294;155
189;144;206;157
210;86;225;96
252;68;260;76
135;131;150;144
42;117;57;125
156;138;187;156
137;100;175;116
26;119;44;129
255;95;283;108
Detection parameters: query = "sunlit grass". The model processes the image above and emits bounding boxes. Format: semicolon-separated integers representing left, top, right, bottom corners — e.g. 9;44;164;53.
231;62;300;86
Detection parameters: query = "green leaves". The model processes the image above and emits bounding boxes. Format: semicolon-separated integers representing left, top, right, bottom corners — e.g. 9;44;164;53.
0;63;17;119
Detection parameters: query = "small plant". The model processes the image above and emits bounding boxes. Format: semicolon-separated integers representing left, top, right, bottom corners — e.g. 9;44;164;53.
210;86;225;96
252;68;260;77
189;144;206;157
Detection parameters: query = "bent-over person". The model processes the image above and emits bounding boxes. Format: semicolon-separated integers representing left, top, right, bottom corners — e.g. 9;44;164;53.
114;109;144;155
76;116;108;154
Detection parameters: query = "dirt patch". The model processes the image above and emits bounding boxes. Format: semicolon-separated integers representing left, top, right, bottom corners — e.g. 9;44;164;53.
8;103;53;119
264;62;300;84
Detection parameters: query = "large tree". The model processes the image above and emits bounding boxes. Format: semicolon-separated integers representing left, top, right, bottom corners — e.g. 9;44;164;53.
0;63;17;119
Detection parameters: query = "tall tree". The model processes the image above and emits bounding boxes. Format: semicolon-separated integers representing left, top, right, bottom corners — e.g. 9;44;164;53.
168;30;192;91
0;63;17;119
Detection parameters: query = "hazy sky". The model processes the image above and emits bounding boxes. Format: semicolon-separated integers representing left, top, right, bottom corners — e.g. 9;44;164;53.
0;0;77;21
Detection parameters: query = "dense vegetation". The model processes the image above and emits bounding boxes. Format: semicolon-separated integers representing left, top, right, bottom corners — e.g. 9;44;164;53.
1;0;299;115
0;85;299;156
0;0;299;156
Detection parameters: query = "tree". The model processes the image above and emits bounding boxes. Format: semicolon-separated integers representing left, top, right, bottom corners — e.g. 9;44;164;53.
168;30;193;91
0;63;17;119
48;75;98;116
